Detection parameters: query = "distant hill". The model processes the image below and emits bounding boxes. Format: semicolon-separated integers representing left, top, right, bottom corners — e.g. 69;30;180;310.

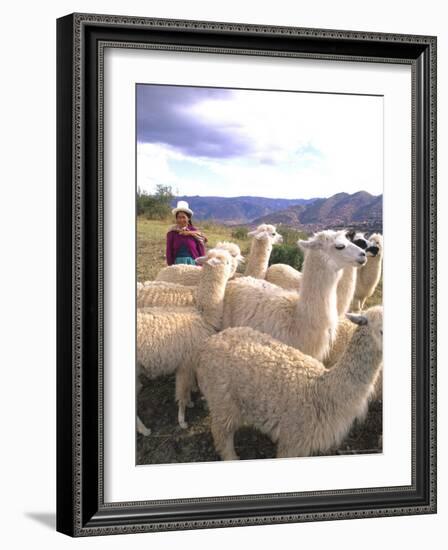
172;195;318;224
252;191;382;232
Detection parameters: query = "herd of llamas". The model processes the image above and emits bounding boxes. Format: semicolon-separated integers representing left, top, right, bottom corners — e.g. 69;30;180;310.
136;223;384;462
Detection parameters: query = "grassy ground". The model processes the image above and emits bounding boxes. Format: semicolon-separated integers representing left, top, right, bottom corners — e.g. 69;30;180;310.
137;217;251;282
137;217;383;465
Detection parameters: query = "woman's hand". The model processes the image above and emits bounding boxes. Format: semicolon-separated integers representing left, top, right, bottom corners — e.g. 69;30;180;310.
177;229;208;242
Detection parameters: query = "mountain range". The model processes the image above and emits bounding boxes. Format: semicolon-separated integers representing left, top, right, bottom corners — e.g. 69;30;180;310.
173;191;382;232
252;191;382;232
173;195;317;224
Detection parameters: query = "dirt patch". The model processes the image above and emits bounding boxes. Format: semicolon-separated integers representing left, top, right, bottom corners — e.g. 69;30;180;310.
137;374;382;465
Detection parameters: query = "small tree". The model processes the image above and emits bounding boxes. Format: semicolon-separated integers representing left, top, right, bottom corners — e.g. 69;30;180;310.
137;185;174;219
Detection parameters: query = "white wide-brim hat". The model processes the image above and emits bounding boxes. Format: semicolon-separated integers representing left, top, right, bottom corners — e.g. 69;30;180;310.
172;200;194;217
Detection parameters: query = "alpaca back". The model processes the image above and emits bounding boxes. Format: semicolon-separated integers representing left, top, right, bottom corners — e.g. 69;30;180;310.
137;307;212;378
155;264;202;286
222;277;300;343
265;263;302;291
197;327;325;435
223;251;340;361
137;281;196;308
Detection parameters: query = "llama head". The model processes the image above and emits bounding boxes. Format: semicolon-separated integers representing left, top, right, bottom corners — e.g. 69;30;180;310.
248;224;283;245
215;241;244;263
365;233;383;257
345;230;371;251
215;241;245;277
195;248;234;279
346;305;383;352
298;230;367;270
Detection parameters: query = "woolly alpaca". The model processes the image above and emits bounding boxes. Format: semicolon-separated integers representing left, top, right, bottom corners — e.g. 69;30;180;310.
196;306;383;460
352;233;383;312
222;230;367;361
154;241;243;286
243;224;283;279
137;248;233;433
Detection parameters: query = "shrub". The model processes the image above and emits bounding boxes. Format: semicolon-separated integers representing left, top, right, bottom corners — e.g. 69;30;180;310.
276;224;308;246
269;243;304;271
231;226;248;240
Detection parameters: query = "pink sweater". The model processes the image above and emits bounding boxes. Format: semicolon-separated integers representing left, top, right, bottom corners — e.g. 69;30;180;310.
166;225;206;266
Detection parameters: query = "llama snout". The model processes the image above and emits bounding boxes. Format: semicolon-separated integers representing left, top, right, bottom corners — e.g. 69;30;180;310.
356;251;367;266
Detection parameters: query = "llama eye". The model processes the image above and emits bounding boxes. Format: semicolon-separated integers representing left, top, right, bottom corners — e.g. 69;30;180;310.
335;244;346;250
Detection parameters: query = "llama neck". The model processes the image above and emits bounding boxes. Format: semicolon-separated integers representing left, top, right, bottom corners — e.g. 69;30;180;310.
297;251;341;324
337;266;357;317
196;266;228;329
293;251;341;361
244;238;272;279
318;327;382;411
360;252;382;285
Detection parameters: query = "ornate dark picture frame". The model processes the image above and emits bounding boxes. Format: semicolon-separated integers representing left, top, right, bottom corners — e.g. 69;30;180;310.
56;13;437;537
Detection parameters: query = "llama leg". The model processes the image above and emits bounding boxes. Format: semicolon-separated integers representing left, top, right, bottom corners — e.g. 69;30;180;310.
136;366;151;435
276;439;307;458
175;363;195;429
137;415;151;436
210;418;239;460
209;402;241;461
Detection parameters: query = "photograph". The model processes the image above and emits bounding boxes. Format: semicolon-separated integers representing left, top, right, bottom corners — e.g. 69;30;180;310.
55;12;436;536
135;83;384;465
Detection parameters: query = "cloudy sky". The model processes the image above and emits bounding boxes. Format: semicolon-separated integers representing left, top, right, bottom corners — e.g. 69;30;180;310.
136;84;383;199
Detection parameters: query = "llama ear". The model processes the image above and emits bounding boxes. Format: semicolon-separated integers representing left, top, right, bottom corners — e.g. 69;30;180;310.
237;254;245;263
345;230;356;241
254;231;270;241
195;256;207;265
247;229;258;237
298;239;322;251
346;313;368;326
206;257;222;266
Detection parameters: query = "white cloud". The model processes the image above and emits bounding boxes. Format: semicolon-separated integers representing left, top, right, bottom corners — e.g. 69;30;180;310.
138;90;383;199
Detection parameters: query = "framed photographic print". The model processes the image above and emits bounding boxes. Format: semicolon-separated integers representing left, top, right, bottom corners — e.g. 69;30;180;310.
56;13;437;536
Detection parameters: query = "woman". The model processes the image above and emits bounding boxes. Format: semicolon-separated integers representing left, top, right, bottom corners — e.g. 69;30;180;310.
166;201;208;266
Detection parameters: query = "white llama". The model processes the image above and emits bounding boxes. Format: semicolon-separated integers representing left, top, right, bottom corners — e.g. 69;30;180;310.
196;306;383;460
222;230;367;361
137;248;233;433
